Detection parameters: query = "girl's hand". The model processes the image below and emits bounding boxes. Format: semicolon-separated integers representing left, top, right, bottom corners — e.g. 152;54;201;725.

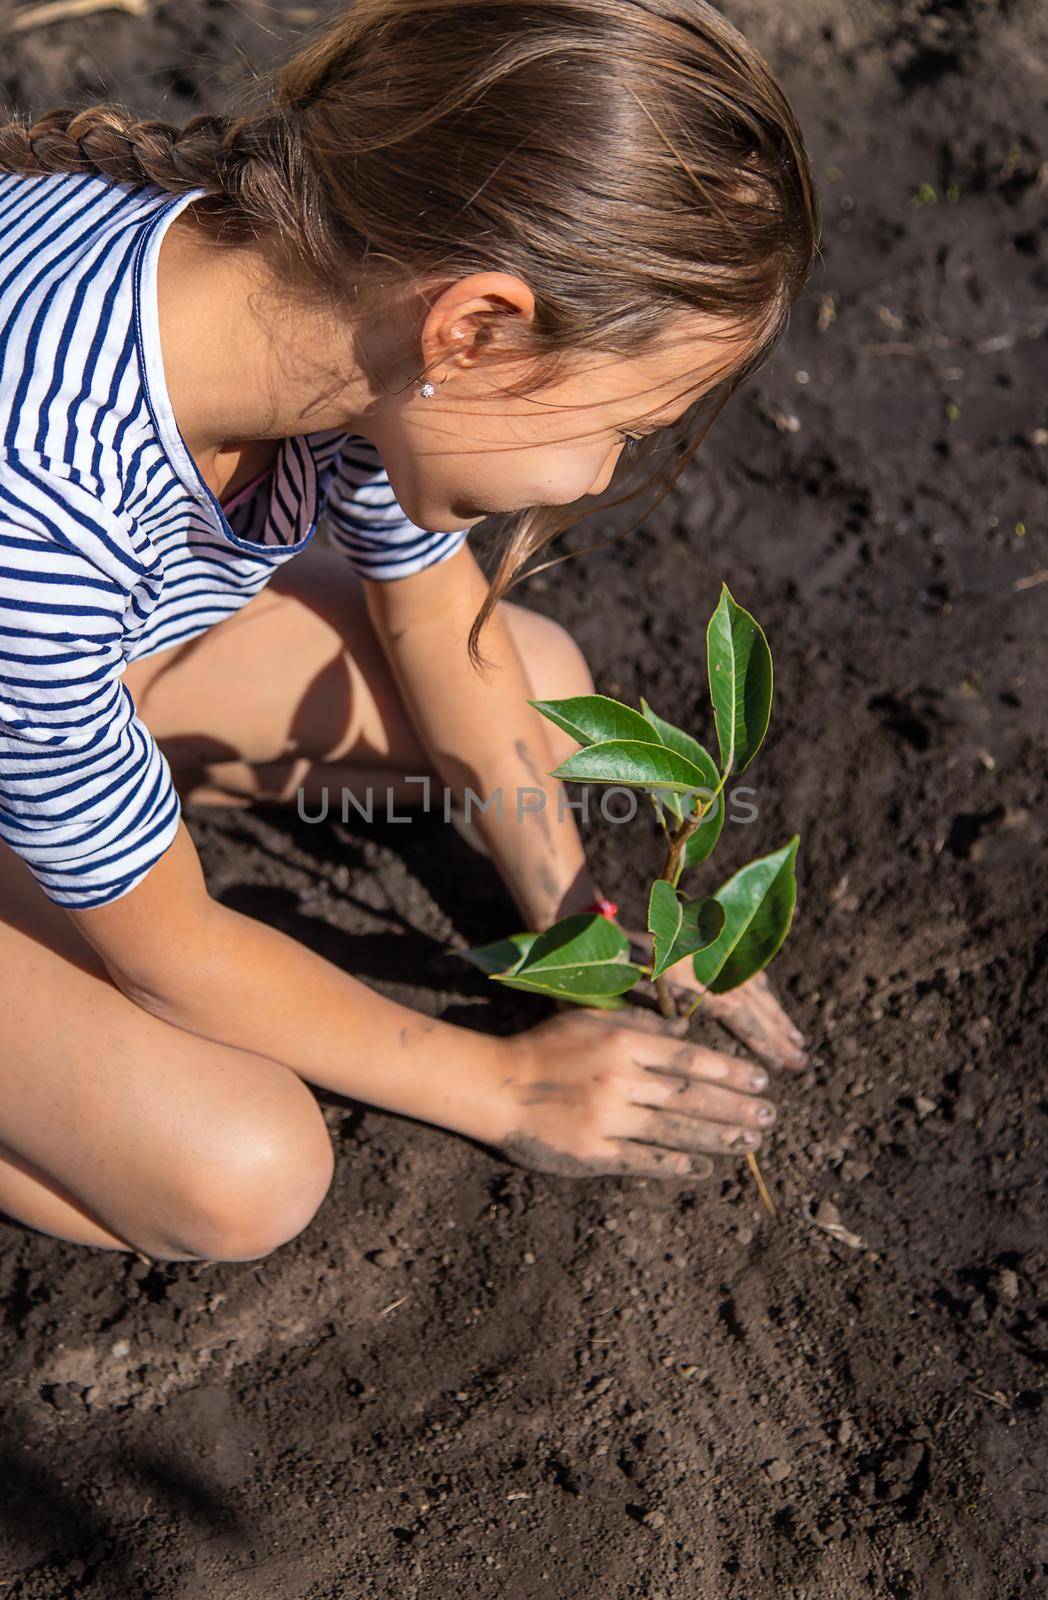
622;926;807;1073
493;1008;778;1181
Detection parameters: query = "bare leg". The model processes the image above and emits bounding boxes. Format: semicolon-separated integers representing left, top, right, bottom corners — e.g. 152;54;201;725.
0;550;592;1254
122;546;594;806
0;844;336;1259
0;1139;141;1254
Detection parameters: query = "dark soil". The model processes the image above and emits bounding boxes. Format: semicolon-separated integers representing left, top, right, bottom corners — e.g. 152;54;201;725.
2;2;1045;1596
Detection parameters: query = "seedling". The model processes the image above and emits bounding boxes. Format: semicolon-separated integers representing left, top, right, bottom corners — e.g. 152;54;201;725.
461;584;799;1021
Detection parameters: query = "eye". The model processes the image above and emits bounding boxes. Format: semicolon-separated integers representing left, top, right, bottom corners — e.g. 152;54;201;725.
618;431;645;459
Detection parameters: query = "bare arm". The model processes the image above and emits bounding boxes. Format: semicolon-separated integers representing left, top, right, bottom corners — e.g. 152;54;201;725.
364;546;807;1070
67;822;784;1179
68;822;509;1147
65;545;796;1177
362;542;598;930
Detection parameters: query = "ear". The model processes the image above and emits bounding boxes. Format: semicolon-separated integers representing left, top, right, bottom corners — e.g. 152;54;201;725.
420;271;536;372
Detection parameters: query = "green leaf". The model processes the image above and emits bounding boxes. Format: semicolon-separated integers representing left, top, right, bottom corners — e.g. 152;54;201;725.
647;878;682;961
706;584;773;776
692;837;799;994
639;700;703;824
682;796;725;868
648;881;725;978
494;912;644;1005
552;739;713;795
640;698;725;858
504;988;632;1011
458;931;538;977
639;699;711;771
529;694;653;749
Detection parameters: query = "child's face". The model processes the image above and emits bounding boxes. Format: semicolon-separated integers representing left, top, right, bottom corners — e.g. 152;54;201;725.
367;280;753;533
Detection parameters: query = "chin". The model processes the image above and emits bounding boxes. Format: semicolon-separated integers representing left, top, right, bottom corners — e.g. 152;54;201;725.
446;500;498;527
426;511;490;532
398;492;475;531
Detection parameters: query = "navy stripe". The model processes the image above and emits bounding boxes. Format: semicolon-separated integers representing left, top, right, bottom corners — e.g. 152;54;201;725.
0;170;470;908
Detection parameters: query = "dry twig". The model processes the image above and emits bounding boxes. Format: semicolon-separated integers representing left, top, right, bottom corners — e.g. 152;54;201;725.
7;0;149;34
971;1386;1011;1410
746;1150;776;1218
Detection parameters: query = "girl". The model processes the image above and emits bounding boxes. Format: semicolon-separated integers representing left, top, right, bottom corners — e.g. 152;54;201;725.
0;0;817;1263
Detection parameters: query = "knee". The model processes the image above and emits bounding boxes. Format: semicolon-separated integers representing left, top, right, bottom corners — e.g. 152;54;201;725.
503;603;596;704
166;1083;336;1262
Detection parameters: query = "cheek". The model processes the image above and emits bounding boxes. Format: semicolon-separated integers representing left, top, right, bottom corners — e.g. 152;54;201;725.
383;427;612;526
462;442;610;511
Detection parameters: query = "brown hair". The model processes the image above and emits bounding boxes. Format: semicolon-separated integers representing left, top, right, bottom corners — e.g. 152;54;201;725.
0;0;819;663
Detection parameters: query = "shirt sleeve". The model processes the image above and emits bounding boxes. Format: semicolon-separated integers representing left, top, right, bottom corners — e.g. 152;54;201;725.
0;457;181;910
321;433;470;580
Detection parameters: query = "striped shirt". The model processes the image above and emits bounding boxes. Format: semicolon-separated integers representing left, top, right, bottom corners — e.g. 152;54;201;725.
0;170;470;909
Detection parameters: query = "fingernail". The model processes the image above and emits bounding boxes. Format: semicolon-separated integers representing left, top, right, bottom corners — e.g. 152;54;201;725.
750;1070;768;1091
756;1105;775;1125
742;1130;760;1146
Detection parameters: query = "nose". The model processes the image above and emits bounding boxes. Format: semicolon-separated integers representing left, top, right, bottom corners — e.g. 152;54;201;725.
586;441;625;499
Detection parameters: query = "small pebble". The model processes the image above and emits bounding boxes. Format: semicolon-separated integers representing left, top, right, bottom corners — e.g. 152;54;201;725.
996;1268;1020;1302
765;1459;792;1484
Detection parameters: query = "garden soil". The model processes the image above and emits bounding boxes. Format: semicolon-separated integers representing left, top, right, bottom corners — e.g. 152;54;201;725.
1;2;1045;1596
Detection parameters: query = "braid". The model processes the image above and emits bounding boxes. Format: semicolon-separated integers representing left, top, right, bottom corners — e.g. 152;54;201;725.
0;101;328;274
0;104;245;194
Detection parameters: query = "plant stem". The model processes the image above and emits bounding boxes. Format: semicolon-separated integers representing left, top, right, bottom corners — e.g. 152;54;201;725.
653;799;710;1018
682;988;708;1021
